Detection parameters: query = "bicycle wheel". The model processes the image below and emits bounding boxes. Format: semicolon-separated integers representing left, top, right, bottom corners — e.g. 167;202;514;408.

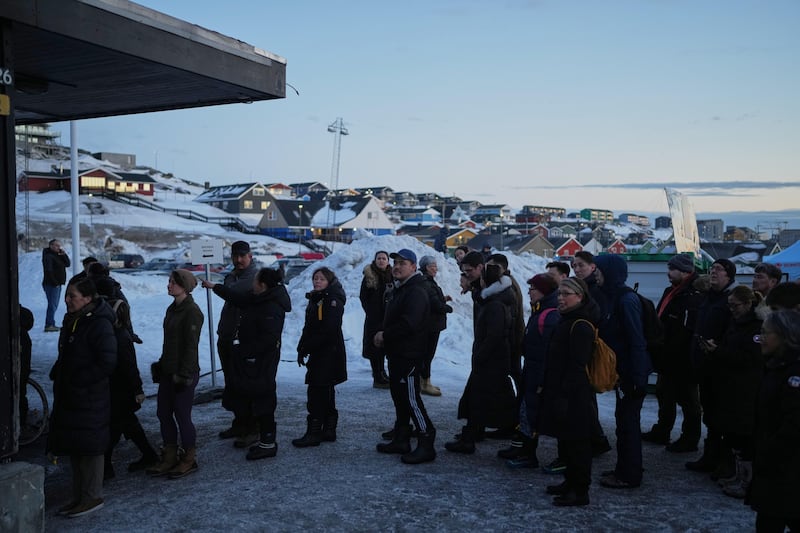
19;377;49;446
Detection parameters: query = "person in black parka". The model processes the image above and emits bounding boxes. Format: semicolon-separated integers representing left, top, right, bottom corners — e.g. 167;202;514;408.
538;277;599;507
747;309;800;532
418;255;453;397
203;267;291;459
48;278;117;517
94;277;158;479
294;267;347;448
360;251;392;389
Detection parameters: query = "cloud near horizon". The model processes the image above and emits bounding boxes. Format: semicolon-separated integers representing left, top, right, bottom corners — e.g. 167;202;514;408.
513;181;800;191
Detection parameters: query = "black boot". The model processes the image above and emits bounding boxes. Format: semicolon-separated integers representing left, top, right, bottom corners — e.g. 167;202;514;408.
402;430;436;464
642;424;671;445
686;437;720;472
247;431;278;460
377;424;412;454
127;426;159;472
497;432;526;459
445;425;476;454
292;416;323;448
506;435;539;468
322;410;338;442
371;356;390;389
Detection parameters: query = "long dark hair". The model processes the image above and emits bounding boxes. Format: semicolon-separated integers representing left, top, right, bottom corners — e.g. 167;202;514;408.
312;266;336;285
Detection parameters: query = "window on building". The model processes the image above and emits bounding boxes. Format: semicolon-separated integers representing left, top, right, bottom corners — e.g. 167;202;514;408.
261;201;268;210
244;200;254;210
253;188;265;196
143;184;151;191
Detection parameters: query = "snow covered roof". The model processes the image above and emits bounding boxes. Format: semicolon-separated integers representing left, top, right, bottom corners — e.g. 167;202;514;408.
195;183;262;202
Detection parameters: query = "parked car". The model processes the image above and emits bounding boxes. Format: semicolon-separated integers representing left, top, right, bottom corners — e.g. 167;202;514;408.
109;254;145;269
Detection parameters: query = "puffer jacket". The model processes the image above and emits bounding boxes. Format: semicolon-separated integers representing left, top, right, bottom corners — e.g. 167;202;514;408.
298;279;348;386
382;273;430;360
48;300;117;456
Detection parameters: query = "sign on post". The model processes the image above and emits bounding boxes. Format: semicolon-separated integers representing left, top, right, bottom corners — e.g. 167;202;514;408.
191;239;224;388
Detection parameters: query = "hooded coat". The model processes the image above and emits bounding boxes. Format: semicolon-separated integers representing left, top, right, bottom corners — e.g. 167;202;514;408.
593;254;652;391
456;276;518;429
747;349;800;521
48;299;117;456
213;283;292;411
298;279;348;386
359;263;392;358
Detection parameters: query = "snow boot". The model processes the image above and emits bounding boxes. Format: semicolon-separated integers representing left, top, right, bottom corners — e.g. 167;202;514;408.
401;430;436;464
322;410;338;442
167;447;198;479
445;426;477;454
420;378;441;397
506;436;539;468
247;432;278;460
292;416;323;448
371;357;390;389
722;457;752;499
686;437;720;472
146;444;179;477
377;424;412;454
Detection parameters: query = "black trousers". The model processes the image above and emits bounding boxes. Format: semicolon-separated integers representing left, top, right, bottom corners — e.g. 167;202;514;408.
307;384;336;420
387;356;434;434
654;372;701;441
558;438;592;494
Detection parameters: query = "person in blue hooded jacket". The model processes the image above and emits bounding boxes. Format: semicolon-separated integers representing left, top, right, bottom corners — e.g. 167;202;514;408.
592;254;652;489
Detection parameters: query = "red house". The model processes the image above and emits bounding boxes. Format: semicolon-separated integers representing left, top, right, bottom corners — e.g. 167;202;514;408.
555;237;583;259
606;239;628;254
18;167;156;197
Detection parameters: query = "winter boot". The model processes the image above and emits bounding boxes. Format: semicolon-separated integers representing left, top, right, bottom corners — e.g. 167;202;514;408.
420;378;442;397
292;416;323;448
218;418;245;440
641;425;671;445
371;357;390;389
497;434;526;460
146;444;179;477
722;457;752;499
506;435;539;469
322;410;339;442
377;424;412;454
710;444;735;481
401;430;436;464
445;425;477;454
666;434;699;453
685;437;720;472
127;427;159;472
247;432;278;460
168;447;198;479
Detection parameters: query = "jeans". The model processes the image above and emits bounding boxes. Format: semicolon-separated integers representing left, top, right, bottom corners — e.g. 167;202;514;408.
43;284;62;328
614;387;646;485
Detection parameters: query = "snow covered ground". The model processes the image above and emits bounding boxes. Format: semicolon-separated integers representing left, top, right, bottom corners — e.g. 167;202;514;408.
14;191;755;531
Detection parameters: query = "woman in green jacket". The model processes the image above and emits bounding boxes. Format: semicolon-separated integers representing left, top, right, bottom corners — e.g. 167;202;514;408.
147;269;204;479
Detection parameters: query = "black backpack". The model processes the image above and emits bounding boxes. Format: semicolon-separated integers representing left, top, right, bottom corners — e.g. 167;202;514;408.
630;283;664;358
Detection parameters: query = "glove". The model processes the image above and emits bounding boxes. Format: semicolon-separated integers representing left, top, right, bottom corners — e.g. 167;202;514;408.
297;353;308;367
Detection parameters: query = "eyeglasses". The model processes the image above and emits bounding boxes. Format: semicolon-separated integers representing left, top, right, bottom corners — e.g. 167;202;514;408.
557;290;578;297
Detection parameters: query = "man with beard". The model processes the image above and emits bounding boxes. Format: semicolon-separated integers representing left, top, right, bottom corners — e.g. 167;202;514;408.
214;241;259;444
642;254;704;453
685;258;736;476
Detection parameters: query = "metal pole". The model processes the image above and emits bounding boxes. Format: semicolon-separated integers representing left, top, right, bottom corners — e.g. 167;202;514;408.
204;264;218;388
69;121;80;277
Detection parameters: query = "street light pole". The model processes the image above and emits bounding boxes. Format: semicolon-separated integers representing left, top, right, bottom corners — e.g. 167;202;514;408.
298;203;304;254
327;117;349;251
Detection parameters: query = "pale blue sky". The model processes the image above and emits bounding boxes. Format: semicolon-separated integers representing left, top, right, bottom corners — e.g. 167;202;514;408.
52;0;800;226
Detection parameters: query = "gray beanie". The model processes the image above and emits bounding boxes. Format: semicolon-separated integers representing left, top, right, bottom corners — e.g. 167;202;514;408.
667;254;695;273
172;269;198;293
418;255;437;272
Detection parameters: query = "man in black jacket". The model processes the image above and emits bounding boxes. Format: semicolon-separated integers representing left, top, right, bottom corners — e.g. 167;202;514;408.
42;239;71;331
374;248;435;464
643;254;703;453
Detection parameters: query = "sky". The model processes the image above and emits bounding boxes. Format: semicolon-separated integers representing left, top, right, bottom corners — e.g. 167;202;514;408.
48;0;800;227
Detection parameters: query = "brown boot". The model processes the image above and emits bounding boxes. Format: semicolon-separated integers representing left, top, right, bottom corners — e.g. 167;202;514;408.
168;447;198;479
421;378;442;397
146;444;179;477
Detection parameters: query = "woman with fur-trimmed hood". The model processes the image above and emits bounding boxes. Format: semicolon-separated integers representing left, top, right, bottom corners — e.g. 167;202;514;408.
360;251;393;388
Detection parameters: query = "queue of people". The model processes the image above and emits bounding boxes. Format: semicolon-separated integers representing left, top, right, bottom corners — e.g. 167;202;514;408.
36;239;800;526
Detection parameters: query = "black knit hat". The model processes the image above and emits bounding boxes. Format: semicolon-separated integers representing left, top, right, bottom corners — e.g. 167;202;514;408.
712;258;736;281
667;254;695;273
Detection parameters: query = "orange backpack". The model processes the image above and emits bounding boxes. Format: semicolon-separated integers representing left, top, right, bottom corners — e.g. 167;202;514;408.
571;319;619;393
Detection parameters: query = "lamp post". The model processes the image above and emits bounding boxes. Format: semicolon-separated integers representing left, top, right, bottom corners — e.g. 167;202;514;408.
298;203;304;254
327;117;349;251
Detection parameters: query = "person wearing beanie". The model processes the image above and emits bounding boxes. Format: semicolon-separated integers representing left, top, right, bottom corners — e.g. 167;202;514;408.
685;258;737;477
642;255;704;454
209;241;259;442
497;273;560;469
592;254;652;490
418;256;453;396
147;269;204;479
